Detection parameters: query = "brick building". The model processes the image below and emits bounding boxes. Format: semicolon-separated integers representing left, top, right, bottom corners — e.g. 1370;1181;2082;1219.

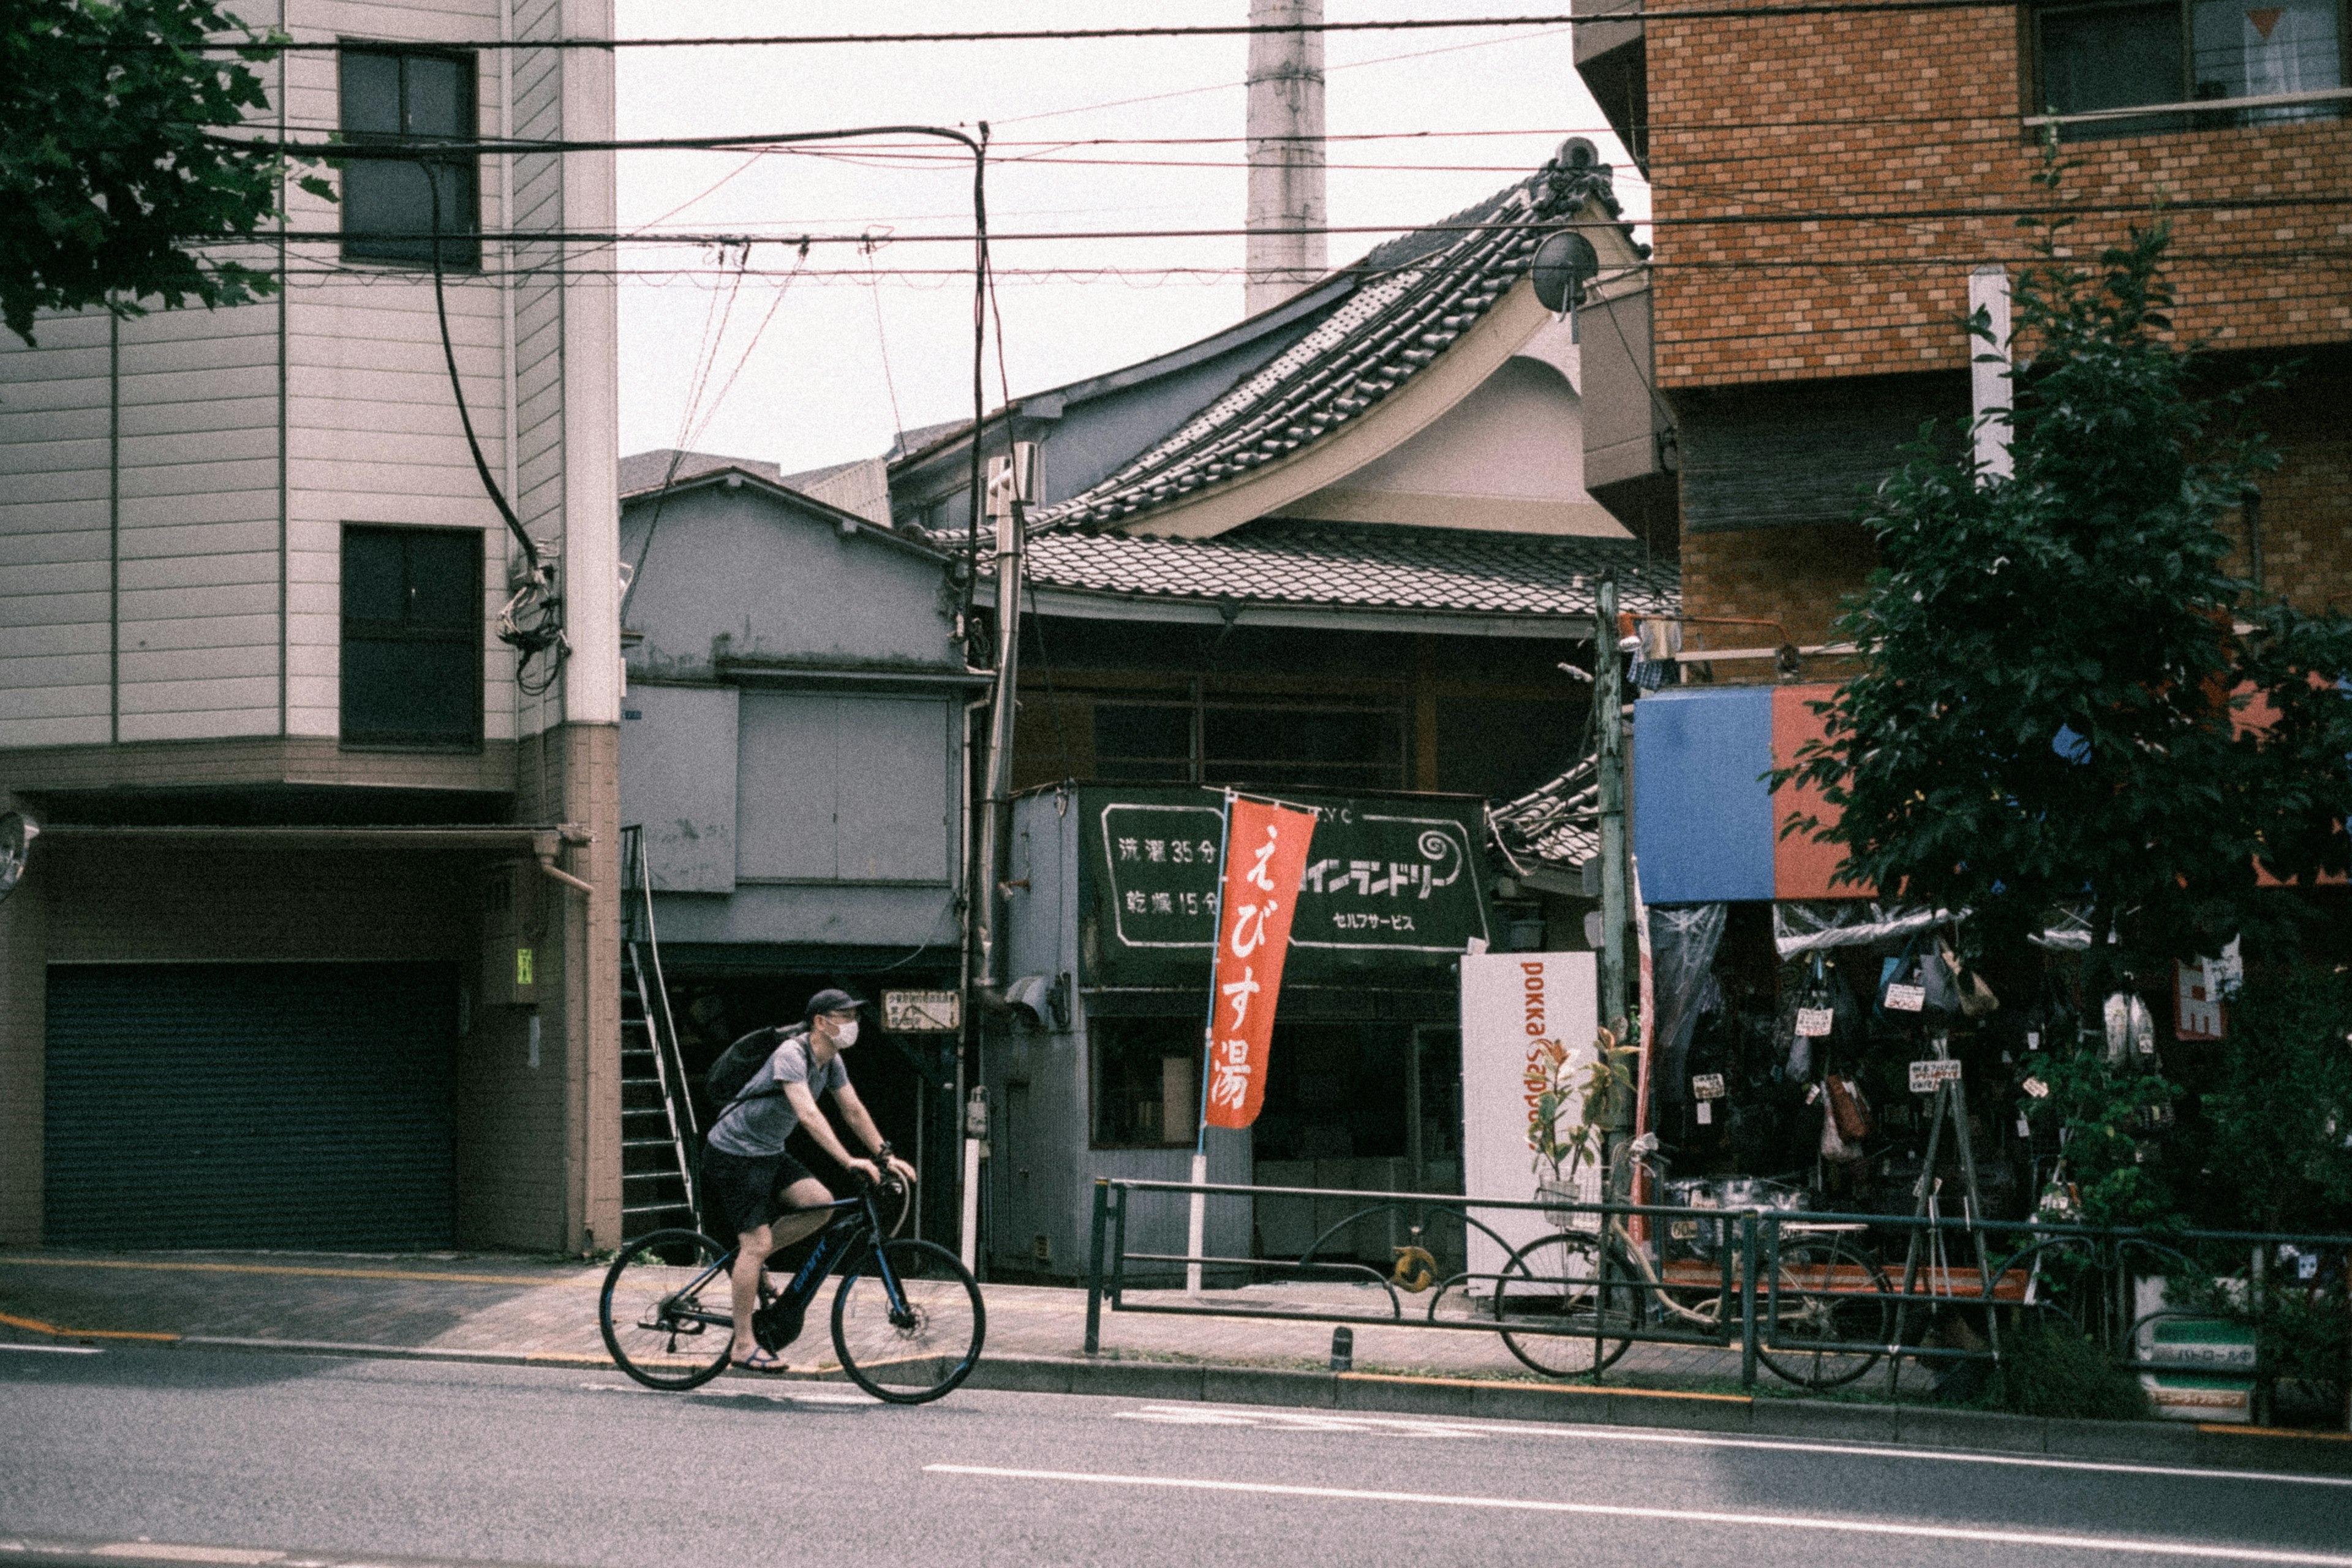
1575;0;2352;647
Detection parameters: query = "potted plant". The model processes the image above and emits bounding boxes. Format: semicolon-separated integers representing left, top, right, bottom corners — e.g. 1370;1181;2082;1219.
1529;1017;1636;1232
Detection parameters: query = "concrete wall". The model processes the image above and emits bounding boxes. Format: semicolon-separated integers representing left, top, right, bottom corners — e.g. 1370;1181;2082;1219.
618;480;972;957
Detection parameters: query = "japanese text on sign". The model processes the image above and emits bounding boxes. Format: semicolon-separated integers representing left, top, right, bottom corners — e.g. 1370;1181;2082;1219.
1908;1058;1964;1093
1091;795;1487;979
1203;797;1316;1131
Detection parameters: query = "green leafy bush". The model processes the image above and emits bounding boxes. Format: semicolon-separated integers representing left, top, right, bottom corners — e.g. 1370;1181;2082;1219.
1987;1317;2153;1421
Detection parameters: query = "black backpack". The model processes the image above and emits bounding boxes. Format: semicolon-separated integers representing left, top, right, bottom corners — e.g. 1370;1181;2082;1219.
704;1025;805;1111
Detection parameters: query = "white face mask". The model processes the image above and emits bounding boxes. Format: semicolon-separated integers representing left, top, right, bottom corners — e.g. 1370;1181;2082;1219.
831;1019;860;1049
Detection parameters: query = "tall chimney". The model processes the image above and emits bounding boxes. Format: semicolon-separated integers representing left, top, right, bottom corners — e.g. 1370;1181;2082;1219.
1245;0;1327;316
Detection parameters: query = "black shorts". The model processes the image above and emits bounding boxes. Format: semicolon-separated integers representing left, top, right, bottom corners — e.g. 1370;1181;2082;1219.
700;1147;818;1241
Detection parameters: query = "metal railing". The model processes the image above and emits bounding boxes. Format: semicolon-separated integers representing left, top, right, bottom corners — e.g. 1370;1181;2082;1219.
1081;1176;2352;1410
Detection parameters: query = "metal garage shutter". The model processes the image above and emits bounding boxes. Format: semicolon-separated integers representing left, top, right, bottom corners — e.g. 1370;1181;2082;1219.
45;962;458;1249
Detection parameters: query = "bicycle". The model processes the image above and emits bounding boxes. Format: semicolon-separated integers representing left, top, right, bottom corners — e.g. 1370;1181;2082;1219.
1434;1152;1891;1389
598;1173;986;1403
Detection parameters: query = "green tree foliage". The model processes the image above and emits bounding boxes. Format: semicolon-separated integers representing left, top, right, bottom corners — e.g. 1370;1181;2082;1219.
1779;155;2352;984
1;0;327;345
2199;966;2352;1234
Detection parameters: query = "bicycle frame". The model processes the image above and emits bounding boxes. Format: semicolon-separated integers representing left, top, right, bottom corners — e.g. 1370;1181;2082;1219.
659;1183;905;1335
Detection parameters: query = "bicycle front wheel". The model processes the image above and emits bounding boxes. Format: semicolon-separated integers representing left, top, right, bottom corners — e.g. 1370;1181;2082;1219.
1757;1238;1889;1390
1494;1230;1636;1378
831;1238;986;1404
600;1228;734;1392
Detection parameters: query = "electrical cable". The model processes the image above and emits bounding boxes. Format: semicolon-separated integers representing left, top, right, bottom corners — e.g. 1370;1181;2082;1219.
165;5;2037;51
619;241;755;627
420;160;567;692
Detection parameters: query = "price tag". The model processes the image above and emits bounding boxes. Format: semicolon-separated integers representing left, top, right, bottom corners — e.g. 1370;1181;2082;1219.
1794;1007;1835;1038
1885;982;1926;1013
1694;1101;1713;1125
1691;1073;1727;1101
1804;1082;1823;1105
1909;1058;1964;1093
2017;1114;2032;1137
2026;1030;2041;1051
2022;1076;2050;1099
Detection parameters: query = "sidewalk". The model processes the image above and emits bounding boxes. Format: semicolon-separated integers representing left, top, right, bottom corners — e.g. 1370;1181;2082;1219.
5;1245;2348;1476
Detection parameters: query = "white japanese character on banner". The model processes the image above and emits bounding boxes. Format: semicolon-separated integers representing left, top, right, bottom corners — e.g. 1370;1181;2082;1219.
1208;1041;1252;1109
1229;899;1275;957
1151;891;1174;914
1145;839;1166;863
1124;891;1147;914
1245;824;1281;892
1220;965;1259;1031
1118;837;1140;861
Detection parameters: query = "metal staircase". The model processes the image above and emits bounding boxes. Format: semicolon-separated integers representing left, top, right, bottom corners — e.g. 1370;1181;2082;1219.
619;825;700;1240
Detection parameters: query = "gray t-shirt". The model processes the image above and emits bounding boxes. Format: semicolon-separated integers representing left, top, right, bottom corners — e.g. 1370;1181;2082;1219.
707;1036;849;1158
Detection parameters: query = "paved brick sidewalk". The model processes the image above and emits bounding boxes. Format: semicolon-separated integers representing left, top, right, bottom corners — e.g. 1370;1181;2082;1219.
0;1247;1758;1388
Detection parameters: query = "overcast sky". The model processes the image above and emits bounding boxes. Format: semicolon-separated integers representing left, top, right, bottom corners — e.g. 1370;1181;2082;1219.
613;1;1646;477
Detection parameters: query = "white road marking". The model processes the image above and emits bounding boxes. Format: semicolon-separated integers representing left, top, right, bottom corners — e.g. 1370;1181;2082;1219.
578;1381;872;1404
925;1464;2352;1565
1116;1408;1484;1439
0;1343;102;1356
87;1546;284;1564
1118;1402;2352;1490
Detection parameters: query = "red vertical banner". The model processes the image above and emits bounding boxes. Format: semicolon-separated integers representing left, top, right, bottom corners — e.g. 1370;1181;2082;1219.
1203;797;1317;1129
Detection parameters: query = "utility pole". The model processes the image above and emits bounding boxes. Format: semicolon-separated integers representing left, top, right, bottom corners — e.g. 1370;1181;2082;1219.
973;443;1037;1002
1594;576;1629;1036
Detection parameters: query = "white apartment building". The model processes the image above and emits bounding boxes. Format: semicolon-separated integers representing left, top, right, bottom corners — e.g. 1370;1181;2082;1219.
0;1;622;1252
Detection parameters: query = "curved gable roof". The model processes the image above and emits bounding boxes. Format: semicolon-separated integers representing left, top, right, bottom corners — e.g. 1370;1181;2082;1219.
1029;145;1637;537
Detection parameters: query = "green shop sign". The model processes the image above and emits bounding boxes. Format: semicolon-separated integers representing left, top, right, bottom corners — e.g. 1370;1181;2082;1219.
1076;785;1491;988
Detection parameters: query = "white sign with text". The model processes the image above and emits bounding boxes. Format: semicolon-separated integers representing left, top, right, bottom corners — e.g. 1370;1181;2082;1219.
1460;952;1600;1294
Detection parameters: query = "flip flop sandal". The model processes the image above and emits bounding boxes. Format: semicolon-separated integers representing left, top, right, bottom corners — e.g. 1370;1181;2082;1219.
730;1348;789;1374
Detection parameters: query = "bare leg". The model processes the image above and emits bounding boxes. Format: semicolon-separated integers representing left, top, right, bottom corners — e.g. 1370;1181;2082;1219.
726;1178;837;1362
729;1224;773;1362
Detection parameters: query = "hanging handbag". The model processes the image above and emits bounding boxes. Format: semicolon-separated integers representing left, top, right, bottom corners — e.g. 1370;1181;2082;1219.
1879;935;1958;1019
1826;1073;1875;1142
1942;941;1999;1018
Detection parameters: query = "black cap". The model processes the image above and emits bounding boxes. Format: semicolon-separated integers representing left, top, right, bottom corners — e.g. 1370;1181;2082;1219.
805;987;867;1021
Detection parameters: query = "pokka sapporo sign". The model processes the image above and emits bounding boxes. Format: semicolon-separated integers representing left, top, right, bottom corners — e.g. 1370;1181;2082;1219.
1078;786;1491;987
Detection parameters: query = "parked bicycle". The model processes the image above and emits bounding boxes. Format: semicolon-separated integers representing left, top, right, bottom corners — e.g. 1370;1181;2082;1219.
1431;1153;1892;1389
598;1174;985;1403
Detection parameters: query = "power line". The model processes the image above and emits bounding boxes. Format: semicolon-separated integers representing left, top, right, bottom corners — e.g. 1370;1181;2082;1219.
166;4;2018;51
235;194;2352;250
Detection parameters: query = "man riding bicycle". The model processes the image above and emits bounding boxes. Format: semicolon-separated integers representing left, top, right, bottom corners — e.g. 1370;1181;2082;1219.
701;988;917;1373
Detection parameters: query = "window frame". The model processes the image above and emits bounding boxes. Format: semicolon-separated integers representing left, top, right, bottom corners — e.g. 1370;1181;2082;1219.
339;523;486;752
337;43;483;268
2029;0;2349;137
1087;1019;1204;1150
1088;691;1409;792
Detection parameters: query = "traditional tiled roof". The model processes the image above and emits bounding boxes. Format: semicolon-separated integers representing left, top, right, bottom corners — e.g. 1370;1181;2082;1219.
1017;519;1677;620
619;447;780;498
1488;753;1600;875
1028;144;1632;535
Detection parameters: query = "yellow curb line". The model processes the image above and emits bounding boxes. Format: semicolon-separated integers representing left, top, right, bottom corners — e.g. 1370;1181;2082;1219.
524;1351;616;1365
0;1256;597;1289
1336;1370;1749;1404
2200;1423;2352;1444
0;1308;179;1343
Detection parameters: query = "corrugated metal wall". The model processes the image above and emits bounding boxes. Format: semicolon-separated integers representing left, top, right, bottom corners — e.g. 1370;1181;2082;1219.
44;962;458;1248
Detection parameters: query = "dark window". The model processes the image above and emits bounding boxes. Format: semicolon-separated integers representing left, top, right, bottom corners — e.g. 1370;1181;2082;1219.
342;526;483;747
2035;1;2345;137
1092;703;1193;782
339;48;480;265
1089;1019;1199;1148
1090;695;1405;790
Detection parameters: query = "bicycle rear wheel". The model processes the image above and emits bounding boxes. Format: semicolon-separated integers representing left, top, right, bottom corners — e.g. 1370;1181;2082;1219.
600;1228;734;1391
1758;1238;1889;1390
1494;1230;1636;1377
831;1238;986;1404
